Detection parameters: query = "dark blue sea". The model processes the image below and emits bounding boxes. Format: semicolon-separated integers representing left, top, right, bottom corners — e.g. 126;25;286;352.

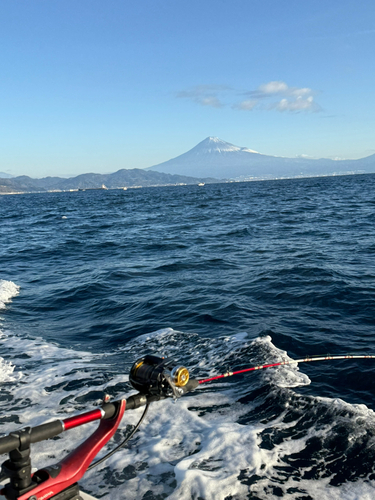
1;174;375;499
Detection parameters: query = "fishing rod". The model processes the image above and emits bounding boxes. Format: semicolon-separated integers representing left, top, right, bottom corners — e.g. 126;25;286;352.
198;354;375;384
0;356;198;500
0;352;374;500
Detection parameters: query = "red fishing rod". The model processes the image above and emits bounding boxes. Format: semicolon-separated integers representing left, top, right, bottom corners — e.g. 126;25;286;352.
0;355;197;500
198;354;375;384
1;352;374;499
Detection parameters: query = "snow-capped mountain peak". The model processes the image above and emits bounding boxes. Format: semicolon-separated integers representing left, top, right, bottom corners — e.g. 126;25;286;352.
146;136;263;177
147;136;375;180
195;137;259;154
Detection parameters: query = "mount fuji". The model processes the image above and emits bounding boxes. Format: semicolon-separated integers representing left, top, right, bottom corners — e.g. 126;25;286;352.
147;137;375;180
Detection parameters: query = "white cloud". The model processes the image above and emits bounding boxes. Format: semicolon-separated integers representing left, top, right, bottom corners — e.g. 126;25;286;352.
176;85;228;108
199;96;223;108
259;81;289;94
177;81;321;113
244;81;321;113
275;95;318;112
233;99;258;111
290;87;312;97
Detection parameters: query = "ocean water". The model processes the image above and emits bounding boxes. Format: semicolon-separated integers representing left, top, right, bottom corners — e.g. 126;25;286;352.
1;174;375;499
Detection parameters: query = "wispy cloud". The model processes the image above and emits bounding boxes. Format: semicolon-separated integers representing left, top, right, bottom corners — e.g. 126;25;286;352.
177;81;321;113
232;99;258;111
274;95;320;112
240;81;321;112
176;85;229;108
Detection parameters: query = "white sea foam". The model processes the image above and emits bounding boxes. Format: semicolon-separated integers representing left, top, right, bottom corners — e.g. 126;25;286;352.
1;326;375;499
83;330;375;499
0;356;18;384
0;280;22;385
0;279;20;309
256;335;311;388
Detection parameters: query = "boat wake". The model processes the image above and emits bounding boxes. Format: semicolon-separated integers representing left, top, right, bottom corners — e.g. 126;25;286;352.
1;282;375;499
0;279;19;310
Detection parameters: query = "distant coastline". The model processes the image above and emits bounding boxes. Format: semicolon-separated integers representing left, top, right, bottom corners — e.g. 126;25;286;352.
0;168;220;195
2;137;374;195
1;170;373;195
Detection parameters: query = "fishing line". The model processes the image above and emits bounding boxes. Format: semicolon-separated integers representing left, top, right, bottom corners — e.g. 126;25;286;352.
87;404;150;471
198;354;375;384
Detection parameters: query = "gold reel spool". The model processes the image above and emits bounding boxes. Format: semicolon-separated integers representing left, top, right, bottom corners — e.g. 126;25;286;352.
171;366;189;387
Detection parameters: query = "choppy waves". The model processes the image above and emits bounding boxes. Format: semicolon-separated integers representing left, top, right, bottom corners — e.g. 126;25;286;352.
1;175;375;498
2;310;375;499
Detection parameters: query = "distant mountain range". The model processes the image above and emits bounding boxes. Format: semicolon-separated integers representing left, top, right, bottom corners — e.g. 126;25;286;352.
0;172;13;178
0;169;219;194
2;137;375;194
148;137;375;180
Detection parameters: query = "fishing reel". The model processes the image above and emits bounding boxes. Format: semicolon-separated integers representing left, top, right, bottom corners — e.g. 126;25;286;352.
129;355;190;399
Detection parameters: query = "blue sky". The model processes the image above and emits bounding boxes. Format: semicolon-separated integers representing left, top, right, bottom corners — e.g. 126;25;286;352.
1;0;375;177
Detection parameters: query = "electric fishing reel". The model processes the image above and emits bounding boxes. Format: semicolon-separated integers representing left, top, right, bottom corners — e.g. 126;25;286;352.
129;355;190;399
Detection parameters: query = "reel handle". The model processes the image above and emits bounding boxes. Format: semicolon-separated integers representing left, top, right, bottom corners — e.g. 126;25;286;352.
125;378;199;410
